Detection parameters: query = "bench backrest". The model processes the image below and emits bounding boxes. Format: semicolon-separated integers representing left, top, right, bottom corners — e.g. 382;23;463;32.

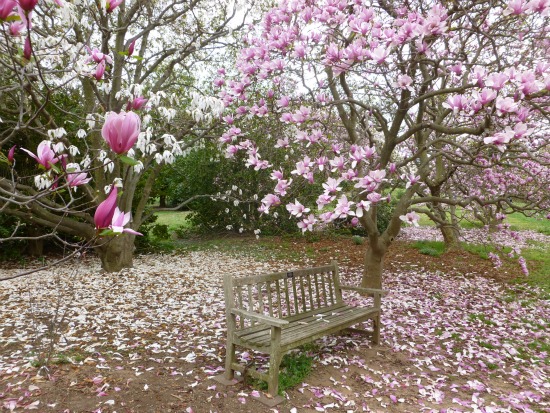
224;261;343;329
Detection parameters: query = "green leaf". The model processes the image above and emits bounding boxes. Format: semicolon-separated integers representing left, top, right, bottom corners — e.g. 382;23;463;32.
99;229;114;236
49;163;61;174
6;14;21;22
118;51;129;57
133;55;144;61
119;155;140;166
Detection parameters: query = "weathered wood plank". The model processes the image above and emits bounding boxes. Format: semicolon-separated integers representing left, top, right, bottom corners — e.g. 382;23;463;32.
299;275;307;312
283;277;291;316
232;264;338;287
307;274;314;310
275;280;282;318
266;282;274;317
314;273;321;308
257;282;265;314
291;276;299;315
339;285;389;296
231;308;289;327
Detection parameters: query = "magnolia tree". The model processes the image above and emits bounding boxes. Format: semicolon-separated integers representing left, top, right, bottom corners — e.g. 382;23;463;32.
216;0;550;288
0;0;239;272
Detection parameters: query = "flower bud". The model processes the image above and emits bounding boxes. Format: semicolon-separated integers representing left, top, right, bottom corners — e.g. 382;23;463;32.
101;111;141;154
23;36;32;60
18;0;38;12
94;186;118;229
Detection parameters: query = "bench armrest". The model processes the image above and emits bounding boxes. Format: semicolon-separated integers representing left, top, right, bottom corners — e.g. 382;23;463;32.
230;308;289;327
339;285;389;296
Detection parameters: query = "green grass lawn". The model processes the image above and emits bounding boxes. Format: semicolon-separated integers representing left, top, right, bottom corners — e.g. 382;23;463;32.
417;209;550;235
153;211;191;231
507;212;550;235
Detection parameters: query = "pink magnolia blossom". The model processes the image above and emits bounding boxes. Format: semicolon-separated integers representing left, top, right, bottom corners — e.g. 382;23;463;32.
127;96;148;110
21;141;58;170
470;67;487;87
329;156;346;172
442;95;469;114
0;0;16;20
260;193;281;212
18;0;38;12
399;211;420;226
286;199;309;217
486;72;508;90
270;169;284;180
87;47;113;64
106;0;123;13
355;200;371;217
526;0;550;14
66;164;91;188
369;169;386;183
370;46;390;64
322;177;342;194
316;193;334;209
367;192;382;203
503;0;526;15
495;97;518;115
512;122;533;138
334;195;354;218
403;174;421;188
395;74;413;90
94;60;106;80
274;179;292;196
7;145;16;164
472;88;497;105
484;130;514;152
298;214;317;232
94;186;118;230
9;21;25;36
101;111;141;154
111;207;142;235
316;156;328;171
448;62;463;75
127;38;135;56
23;36;32;60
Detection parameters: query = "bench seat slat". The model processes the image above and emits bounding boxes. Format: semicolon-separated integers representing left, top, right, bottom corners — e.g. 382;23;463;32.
234;305;379;348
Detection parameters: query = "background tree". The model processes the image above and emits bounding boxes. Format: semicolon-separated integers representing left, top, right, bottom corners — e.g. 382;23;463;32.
217;0;550;287
0;0;245;271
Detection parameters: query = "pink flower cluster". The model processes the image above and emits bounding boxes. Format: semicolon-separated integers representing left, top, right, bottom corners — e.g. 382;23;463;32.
20;141;90;189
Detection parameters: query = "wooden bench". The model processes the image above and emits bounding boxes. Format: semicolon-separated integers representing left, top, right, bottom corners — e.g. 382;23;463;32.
213;261;387;406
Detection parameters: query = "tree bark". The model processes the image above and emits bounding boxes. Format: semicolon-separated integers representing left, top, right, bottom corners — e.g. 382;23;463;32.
362;242;386;289
26;226;44;256
440;224;461;250
95;235;135;272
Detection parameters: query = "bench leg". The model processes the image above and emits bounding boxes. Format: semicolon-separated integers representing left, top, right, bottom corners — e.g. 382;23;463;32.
267;351;282;397
372;315;381;345
224;339;237;380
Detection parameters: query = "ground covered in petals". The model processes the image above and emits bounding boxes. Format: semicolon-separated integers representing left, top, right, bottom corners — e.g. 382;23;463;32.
0;232;549;412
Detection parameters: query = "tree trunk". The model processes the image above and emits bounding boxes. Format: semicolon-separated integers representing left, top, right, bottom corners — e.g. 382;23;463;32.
26;226;44;256
361;243;386;289
159;195;167;208
441;224;461;250
95;235;135;272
